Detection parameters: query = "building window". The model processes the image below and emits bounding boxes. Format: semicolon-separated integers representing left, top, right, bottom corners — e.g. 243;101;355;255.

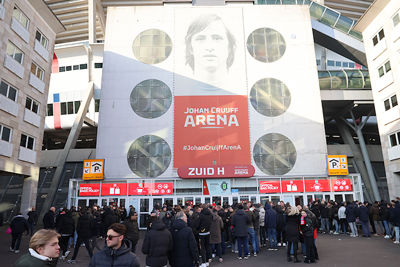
73;65;79;70
316;59;321;66
59;101;81;115
35;30;48;49
372;29;385;46
343;62;348;68
25;96;39;114
378;61;391;78
384;95;398;111
59;66;65;72
60;102;66;115
13;6;29;29
327;60;334;67
0;80;18;101
66;66;72;71
94;63;103;69
335;61;341;67
31;62;44;80
6;42;24;64
79;64;87;70
20;133;34;150
47;103;53;116
389;132;400;147
0;124;12;143
95;99;100;112
349;62;355;68
393;13;400;27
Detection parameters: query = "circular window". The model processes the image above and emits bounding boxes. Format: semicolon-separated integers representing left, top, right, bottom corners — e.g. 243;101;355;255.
253;133;296;175
247;28;286;63
130;79;172;119
250;78;291;117
132;29;172;64
127;135;171;178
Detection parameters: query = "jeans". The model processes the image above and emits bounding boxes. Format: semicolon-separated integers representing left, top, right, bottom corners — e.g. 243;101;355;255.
374;221;384;235
236;236;249;258
248;228;259;253
383;221;391;236
11;232;23;250
321;218;330;233
339;218;347;233
199;234;211;263
267;228;277;248
28;223;35;236
60;235;72;255
349;222;358;236
360;221;370;237
71;237;93;260
394;226;400;242
287;241;298;257
211;243;222;258
333;219;339;233
259;226;267;246
221;231;225;254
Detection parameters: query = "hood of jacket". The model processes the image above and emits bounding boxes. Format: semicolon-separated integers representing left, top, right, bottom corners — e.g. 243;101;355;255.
172;219;187;231
201;208;211;216
151;219;167;231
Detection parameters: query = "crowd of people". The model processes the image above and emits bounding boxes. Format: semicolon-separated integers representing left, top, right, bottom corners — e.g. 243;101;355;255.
7;197;400;266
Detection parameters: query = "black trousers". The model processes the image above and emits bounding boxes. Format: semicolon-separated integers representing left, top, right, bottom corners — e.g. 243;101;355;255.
277;229;287;244
11;232;23;250
71;237;93;260
287;241;298;257
199;234;211;264
304;236;315;261
259;226;267;245
60;235;72;255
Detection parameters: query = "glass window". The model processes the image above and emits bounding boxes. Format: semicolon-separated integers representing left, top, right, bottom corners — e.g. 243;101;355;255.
60;102;67;115
0;124;12;142
391;95;398;107
94;63;103;68
335;61;341;67
349;62;355;68
20;134;27;147
372;36;378;46
25;97;32;109
390;134;397;147
32;101;38;113
0;81;17;101
343;62;348;68
27;136;34;150
13;6;29;29
378;29;385;40
35;30;48;49
385;61;391;72
250;77;291;116
327;60;334;66
133;29;172;64
378;66;384;77
74;101;80;113
47;103;53;116
73;65;79;70
6;42;24;64
31;63;44;80
95;99;100;112
25;97;39;114
393;13;400;27
66;66;72;71
130;79;172;119
67;101;74;114
127;135;171;178
247;27;286;63
384;99;391;111
59;66;65;72
253;133;297;175
316;59;321;66
79;64;87;70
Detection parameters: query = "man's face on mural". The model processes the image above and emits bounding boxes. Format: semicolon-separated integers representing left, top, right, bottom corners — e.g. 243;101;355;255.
191;20;229;74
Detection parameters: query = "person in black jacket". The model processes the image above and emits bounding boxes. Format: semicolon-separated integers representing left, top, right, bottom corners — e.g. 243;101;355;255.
170;211;199;267
359;202;371;237
285;206;300;263
9;212;29;253
142;218;173;267
123;211;139;253
300;210;315;264
89;223;140;267
57;209;75;260
276;205;286;247
191;206;201;253
195;205;212;265
27;207;38;236
68;209;94;263
231;204;250;259
43;207;56;229
345;202;359;237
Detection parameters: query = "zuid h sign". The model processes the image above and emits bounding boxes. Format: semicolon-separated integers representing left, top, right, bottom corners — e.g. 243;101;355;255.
178;165;255;178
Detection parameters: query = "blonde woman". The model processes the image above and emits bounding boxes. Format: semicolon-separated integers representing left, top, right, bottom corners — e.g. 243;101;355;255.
285;206;300;263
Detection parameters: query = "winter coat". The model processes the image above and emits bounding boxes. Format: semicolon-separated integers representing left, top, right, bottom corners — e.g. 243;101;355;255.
196;208;212;235
358;206;369;222
14;249;57;267
264;203;277;229
210;212;223;244
245;210;255;228
231;209;250;237
162;213;174;231
259;207;265;227
56;213;75;235
371;204;381;221
345;204;357;223
71;211;80;228
123;219;139;244
300;216;314;238
89;243;140;267
320;205;329;218
190;212;201;236
392;202;400;227
285;214;300;242
43;211;55;229
275;207;285;231
76;214;94;239
338;206;346;219
103;208;118;230
253;209;260;231
169;219;199;267
27;211;38;225
142;220;173;267
381;206;391;221
10;215;29;234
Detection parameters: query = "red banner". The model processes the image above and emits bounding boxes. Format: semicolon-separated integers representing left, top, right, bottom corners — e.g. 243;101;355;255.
259;180;281;193
331;179;352;191
101;183;127;196
282;180;304;193
128;183;152;195
79;184;100;196
304;179;331;192
152;182;173;195
178;165;254;178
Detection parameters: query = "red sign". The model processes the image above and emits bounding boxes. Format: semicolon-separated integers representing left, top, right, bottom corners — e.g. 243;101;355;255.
178;165;255;178
281;180;304;193
79;184;100;196
331;179;352;191
128;183;152;195
259;181;281;193
101;183;127;196
152;183;173;195
304;179;331;192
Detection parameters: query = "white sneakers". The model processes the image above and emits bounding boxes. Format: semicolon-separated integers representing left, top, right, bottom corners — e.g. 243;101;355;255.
394;241;400;244
384;235;390;239
15;250;20;254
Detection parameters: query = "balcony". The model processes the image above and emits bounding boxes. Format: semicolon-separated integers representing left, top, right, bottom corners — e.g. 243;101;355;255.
11;17;30;43
388;145;400;161
0;5;5;20
18;146;36;164
34;40;49;62
0;140;12;157
376;72;394;91
383;106;400;125
29;73;45;93
0;94;18;116
372;39;387;60
4;55;24;78
24;109;41;127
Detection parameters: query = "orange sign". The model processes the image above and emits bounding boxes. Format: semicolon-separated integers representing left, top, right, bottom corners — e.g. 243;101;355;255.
327;155;348;175
174;95;251;169
82;159;104;180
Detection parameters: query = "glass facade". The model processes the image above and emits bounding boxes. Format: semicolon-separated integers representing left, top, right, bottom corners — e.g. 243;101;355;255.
132;29;172;64
318;70;371;90
246;28;286;63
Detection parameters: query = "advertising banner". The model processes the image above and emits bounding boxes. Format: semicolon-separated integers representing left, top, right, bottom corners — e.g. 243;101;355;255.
128;183;152;195
304;179;331;192
327;155;349;175
178;164;254;178
259;180;281;193
101;183;127;196
204;179;231;195
281;180;304;193
331;178;352;191
152;182;174;195
79;184;101;196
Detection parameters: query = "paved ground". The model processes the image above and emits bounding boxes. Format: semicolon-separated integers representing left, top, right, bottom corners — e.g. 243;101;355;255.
1;225;399;267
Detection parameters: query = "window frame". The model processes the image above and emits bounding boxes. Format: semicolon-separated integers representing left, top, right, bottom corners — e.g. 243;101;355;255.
46;103;53;116
384;94;398;111
31;62;44;81
393;12;400;28
35;30;49;49
12;6;29;30
0;124;12;143
372;28;385;47
378;60;391;78
25;96;40;114
6;42;24;64
0;80;18;102
20;133;35;150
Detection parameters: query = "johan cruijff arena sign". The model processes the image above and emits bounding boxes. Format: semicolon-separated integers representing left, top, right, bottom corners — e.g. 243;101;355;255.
96;5;327;179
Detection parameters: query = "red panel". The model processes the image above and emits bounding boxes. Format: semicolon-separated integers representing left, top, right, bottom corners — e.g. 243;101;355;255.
53;102;61;129
52;53;59;73
128;183;151;195
281;180;304;193
203;179;210;195
152;182;173;195
304;179;331;192
101;183;127;196
259;180;281;193
331;179;352;191
79;184;100;196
